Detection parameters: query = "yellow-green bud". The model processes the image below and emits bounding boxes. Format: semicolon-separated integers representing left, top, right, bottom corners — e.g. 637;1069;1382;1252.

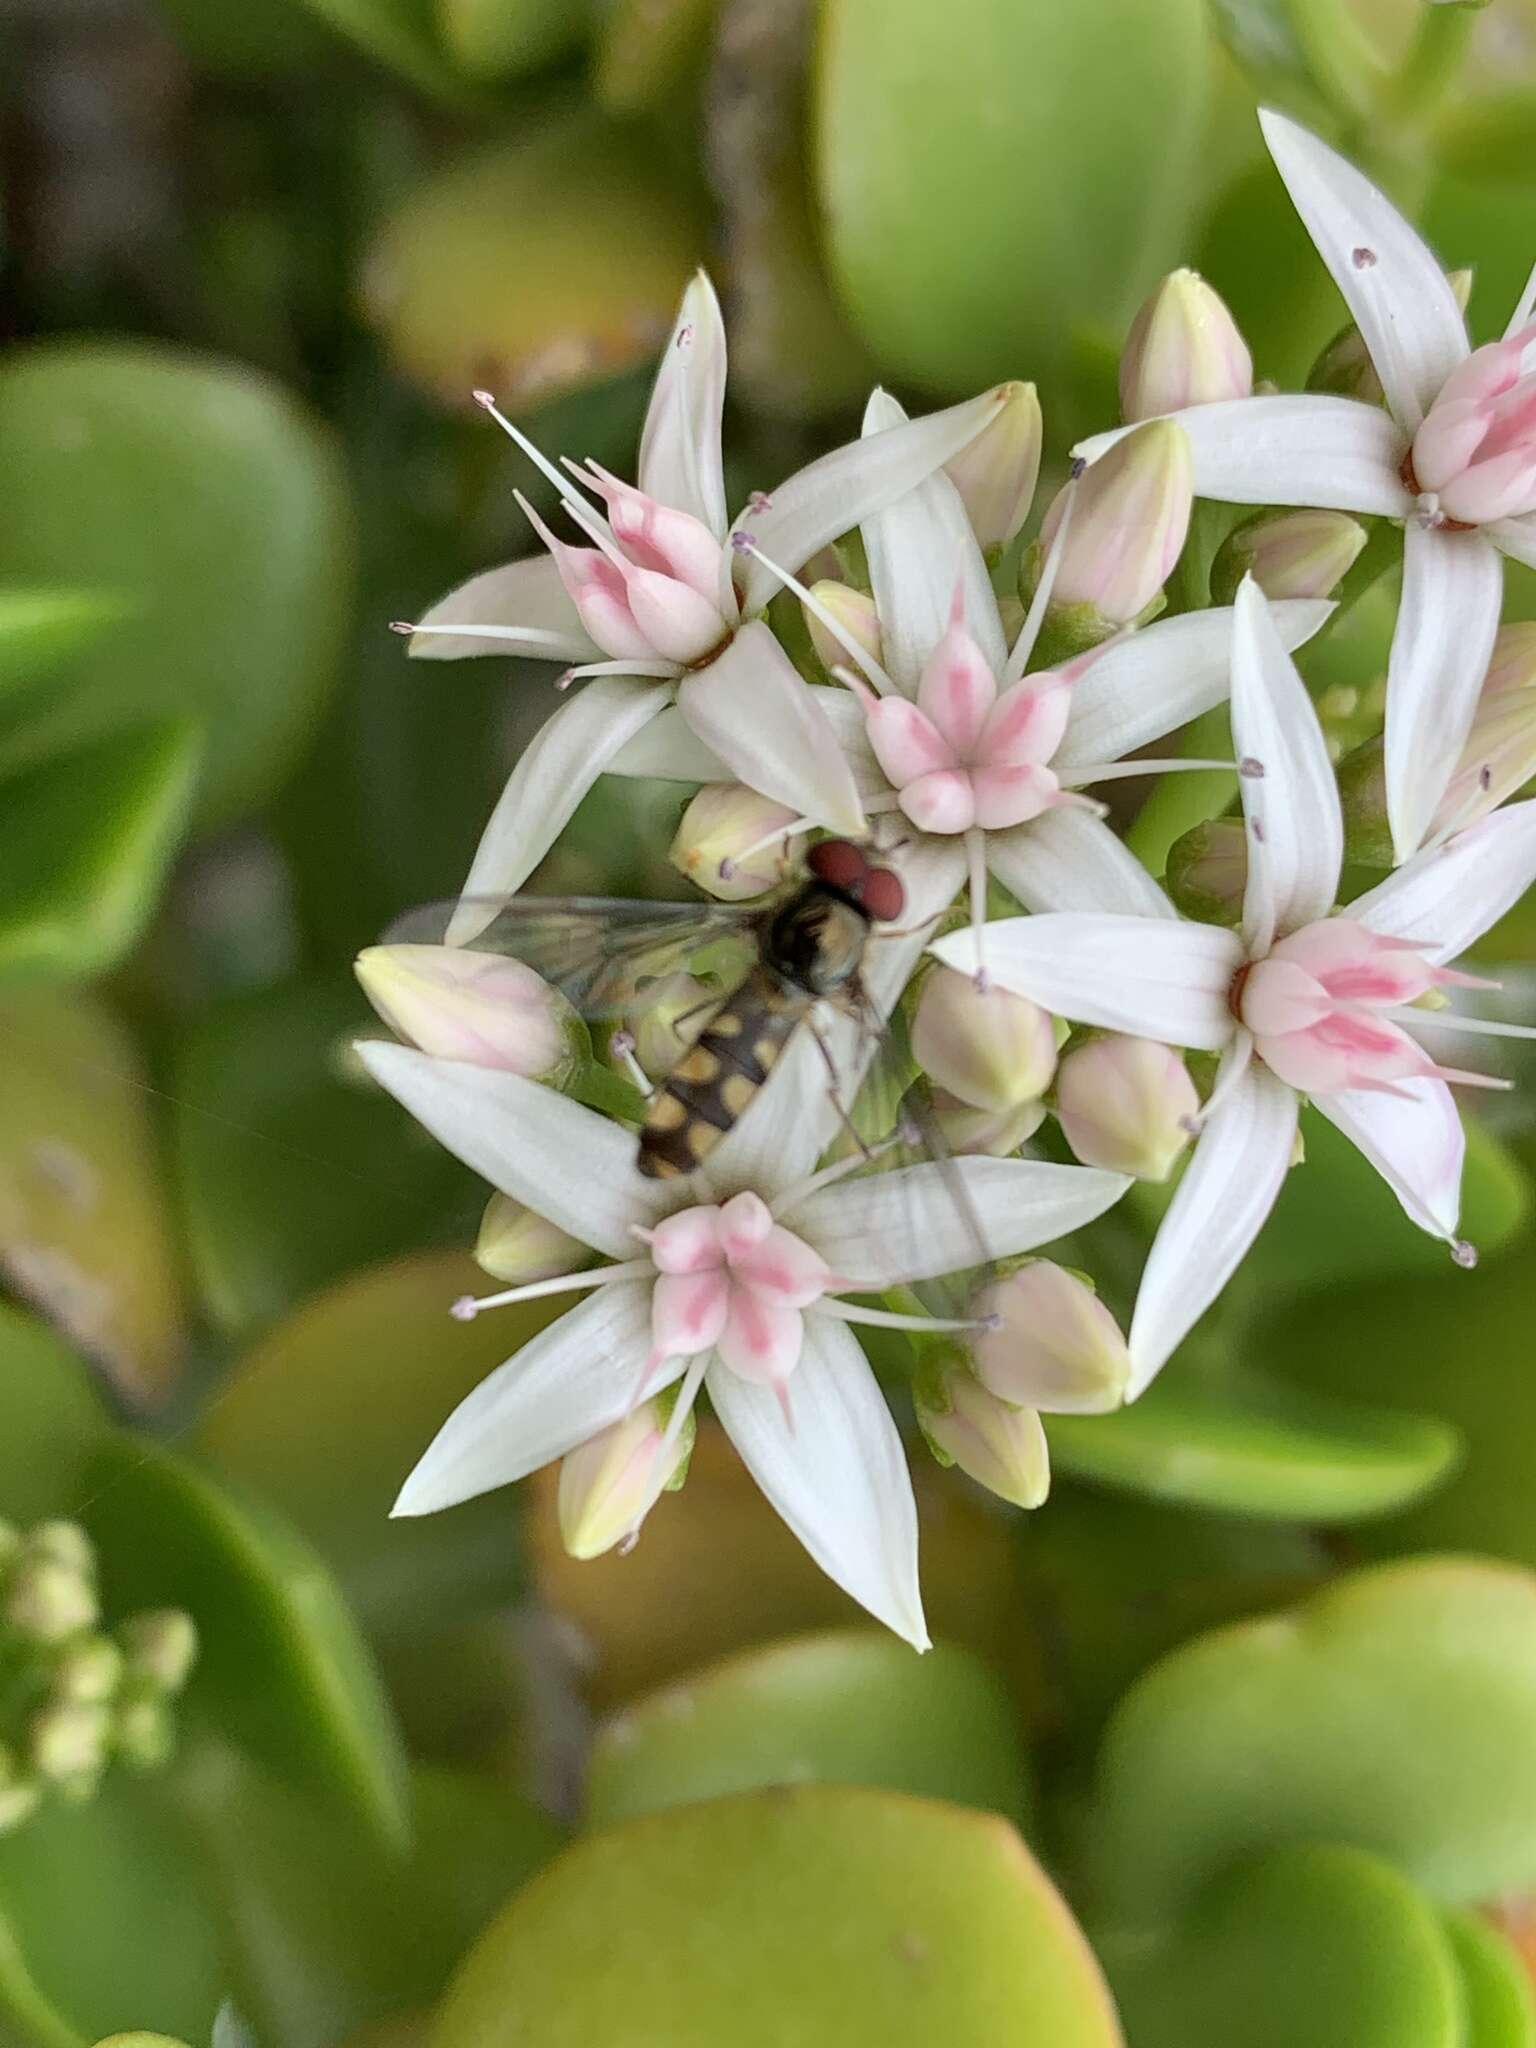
7;1558;98;1643
30;1698;110;1784
475;1193;590;1286
112;1686;175;1771
355;945;581;1082
1166;817;1249;925
557;1398;693;1560
1033;419;1193;633
801;580;883;679
1054;1034;1199;1181
969;1262;1130;1413
118;1610;198;1695
1210;509;1367;605
52;1635;124;1703
942;379;1042;548
915;1366;1050;1509
929;1091;1047;1158
910;966;1058;1114
28;1521;95;1579
1119;270;1252;422
1431;621;1536;839
670;783;805;902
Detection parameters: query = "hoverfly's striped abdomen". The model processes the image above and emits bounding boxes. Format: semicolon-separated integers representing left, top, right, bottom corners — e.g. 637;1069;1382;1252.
638;968;801;1179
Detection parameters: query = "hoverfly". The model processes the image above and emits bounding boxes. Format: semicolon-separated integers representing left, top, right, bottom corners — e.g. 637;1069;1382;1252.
386;838;909;1179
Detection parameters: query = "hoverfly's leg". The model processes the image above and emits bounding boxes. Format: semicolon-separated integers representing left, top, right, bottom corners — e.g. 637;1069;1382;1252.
806;1014;874;1163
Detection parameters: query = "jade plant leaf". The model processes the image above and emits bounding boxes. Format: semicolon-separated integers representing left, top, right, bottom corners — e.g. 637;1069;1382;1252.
594;0;716;112
585;1629;1032;1830
1443;1909;1536;2048
0;1304;110;1523
291;0;466;96
1089;1558;1536;1930
81;1434;410;1851
359;107;706;412
433;0;590;78
0;344;353;828
0;722;202;987
0;589;131;700
815;0;1209;401
434;1787;1123;2047
0;990;185;1407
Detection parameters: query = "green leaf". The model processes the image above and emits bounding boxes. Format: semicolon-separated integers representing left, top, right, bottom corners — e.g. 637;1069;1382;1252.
0;990;186;1408
1047;1363;1460;1520
81;1434;410;1852
0;344;353;828
1434;93;1536;193
435;1787;1123;2048
1442;1909;1536;2048
0;1777;225;2048
360;107;706;412
1105;1843;1466;2048
170;979;478;1339
815;0;1210;402
433;0;591;78
0;1304;110;1521
585;1630;1032;1830
1089;1558;1536;1928
0;589;132;700
292;0;466;95
194;1250;556;1634
0;722;202;987
594;0;716;112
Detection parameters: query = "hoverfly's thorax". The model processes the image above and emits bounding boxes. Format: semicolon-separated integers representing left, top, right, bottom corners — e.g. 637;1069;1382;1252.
766;887;871;998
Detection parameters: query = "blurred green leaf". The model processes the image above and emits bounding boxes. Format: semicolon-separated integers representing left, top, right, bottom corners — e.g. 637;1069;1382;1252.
194;1250;554;1634
0;989;186;1408
1105;1842;1466;2048
594;0;716;112
1194;151;1355;388
815;0;1210;403
293;0;466;96
0;590;132;701
0;1304;110;1522
585;1629;1033;1830
151;0;340;72
434;0;590;79
360;107;707;412
1090;1558;1536;1927
1443;1909;1536;2048
1422;173;1536;346
0;344;353;828
0;723;202;989
171;980;478;1339
0;1777;224;2048
1433;93;1536;192
435;1787;1122;2047
82;1435;410;1852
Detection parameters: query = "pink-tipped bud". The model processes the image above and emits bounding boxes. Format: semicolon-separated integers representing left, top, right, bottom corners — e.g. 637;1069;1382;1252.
1166;817;1249;925
670;782;806;902
802;580;883;679
1412;324;1536;525
942;380;1043;549
968;1262;1130;1413
1431;621;1536;836
1310;268;1473;407
556;1396;694;1560
1036;419;1193;629
929;1090;1047;1158
625;973;714;1082
475;1193;590;1285
1054;1034;1199;1181
1210;508;1367;605
355;945;582;1083
915;1365;1050;1509
910;966;1058;1113
1119;270;1252;422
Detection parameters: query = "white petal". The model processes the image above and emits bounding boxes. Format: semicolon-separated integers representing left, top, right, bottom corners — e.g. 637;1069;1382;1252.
860;389;1006;694
1383;526;1504;864
1260;107;1468;432
447;679;672;938
394;1283;672;1513
785;1157;1129;1286
602;702;731;782
1231;577;1343;952
1313;1079;1463;1242
932;914;1243;1049
356;1041;658;1259
1491;514;1536;571
986;810;1181;919
708;1321;928;1648
1054;600;1333;771
811;686;888;800
1126;1062;1297;1397
677;624;865;834
638;271;729;539
1076;398;1410;516
736;385;1011;616
1351;798;1536;960
409;552;601;664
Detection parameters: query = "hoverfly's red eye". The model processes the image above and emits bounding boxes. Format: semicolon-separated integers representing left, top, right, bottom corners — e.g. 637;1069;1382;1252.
808;838;871;894
860;866;905;923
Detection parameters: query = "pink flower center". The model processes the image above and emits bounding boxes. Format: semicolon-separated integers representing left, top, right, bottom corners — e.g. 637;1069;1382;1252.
1411;324;1536;528
863;619;1077;836
642;1191;831;1387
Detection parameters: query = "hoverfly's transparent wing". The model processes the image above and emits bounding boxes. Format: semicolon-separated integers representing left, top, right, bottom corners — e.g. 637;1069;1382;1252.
383;894;759;1022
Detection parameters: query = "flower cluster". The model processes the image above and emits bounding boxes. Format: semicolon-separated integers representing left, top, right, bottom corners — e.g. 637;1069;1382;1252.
364;111;1536;1650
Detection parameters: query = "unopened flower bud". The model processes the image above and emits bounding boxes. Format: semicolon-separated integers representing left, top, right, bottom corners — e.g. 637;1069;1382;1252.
801;581;883;681
624;973;714;1082
475;1192;590;1285
929;1091;1047;1158
942;380;1043;549
969;1263;1130;1413
356;945;581;1082
30;1698;109;1784
1033;420;1193;636
671;783;806;902
1119;270;1252;422
915;1364;1050;1509
112;1685;175;1771
1336;735;1394;868
911;967;1058;1113
1429;621;1536;837
1166;817;1249;925
6;1558;98;1643
1210;508;1367;605
1055;1035;1198;1181
27;1521;95;1579
52;1635;123;1704
118;1610;198;1695
0;1759;40;1834
1310;268;1473;406
557;1397;694;1560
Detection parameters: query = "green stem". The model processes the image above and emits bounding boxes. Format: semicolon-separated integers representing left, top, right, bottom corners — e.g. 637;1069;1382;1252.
1285;0;1390;124
1125;707;1236;879
1377;2;1476;127
1295;517;1401;657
